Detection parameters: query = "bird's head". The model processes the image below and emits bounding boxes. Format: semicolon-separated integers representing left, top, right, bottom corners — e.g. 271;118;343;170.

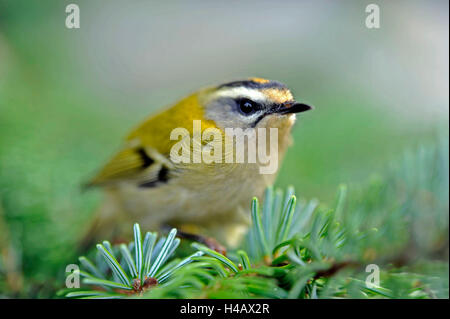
199;78;313;131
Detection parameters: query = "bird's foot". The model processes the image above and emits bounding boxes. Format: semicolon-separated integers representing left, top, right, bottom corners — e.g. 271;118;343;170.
164;224;227;256
202;236;227;256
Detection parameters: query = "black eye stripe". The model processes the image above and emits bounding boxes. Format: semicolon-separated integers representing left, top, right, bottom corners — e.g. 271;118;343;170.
218;80;287;90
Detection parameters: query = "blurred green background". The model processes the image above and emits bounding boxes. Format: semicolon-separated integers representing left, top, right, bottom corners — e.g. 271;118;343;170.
0;0;448;297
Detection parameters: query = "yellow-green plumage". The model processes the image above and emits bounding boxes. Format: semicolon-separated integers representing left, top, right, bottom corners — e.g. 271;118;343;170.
90;91;217;185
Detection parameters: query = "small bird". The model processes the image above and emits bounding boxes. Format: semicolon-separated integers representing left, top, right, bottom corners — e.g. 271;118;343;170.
83;78;312;250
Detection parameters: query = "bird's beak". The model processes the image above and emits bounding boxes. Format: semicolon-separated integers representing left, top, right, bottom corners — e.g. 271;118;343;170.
270;102;313;115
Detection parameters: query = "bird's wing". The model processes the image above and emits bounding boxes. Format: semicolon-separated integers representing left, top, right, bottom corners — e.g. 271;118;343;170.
88;144;175;188
88;91;218;188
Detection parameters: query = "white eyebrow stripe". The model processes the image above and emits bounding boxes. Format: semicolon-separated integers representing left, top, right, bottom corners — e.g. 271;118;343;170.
215;87;267;103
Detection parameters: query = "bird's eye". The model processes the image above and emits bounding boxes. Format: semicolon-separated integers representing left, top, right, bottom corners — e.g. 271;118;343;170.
238;98;258;115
